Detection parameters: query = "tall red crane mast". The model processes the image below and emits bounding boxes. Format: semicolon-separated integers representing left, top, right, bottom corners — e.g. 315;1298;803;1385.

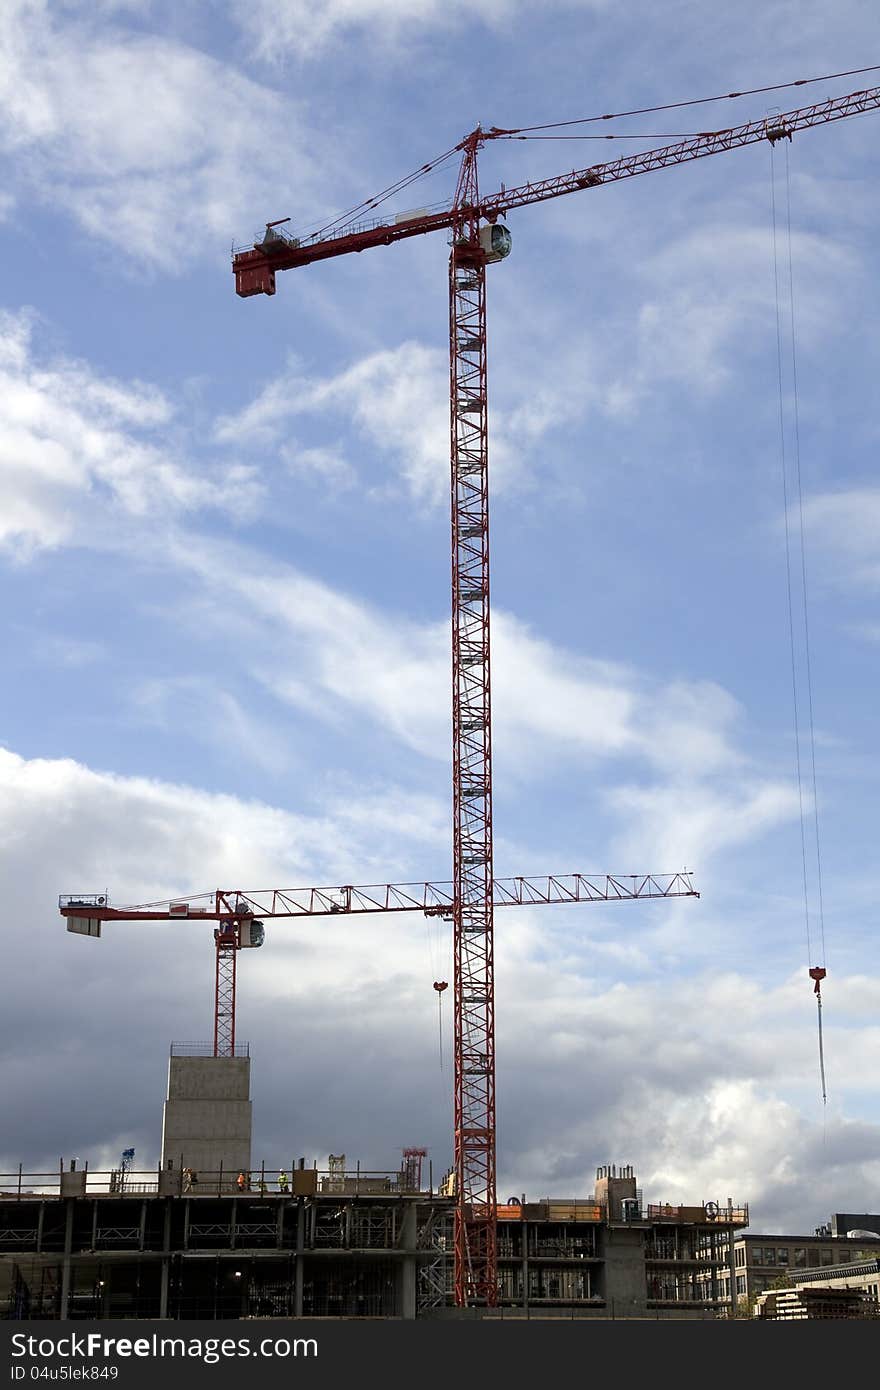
60;869;697;1056
231;82;880;1306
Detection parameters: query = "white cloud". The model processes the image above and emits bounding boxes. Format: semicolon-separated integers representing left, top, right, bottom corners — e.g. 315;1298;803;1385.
214;336;624;506
800;488;880;588
133;677;294;778
0;2;323;269
154;534;805;886
0;310;261;554
0;744;455;1167
634;223;856;393
217;344;470;506
231;0;579;61
3;742;877;1230
0;309;802;886
608;777;801;873
170;533;746;774
281;442;356;488
496;949;880;1222
0;744;445;902
31;634;107;668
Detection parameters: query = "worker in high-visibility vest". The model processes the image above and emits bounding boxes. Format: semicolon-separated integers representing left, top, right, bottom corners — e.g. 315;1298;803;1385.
236;1170;248;1193
278;1171;289;1193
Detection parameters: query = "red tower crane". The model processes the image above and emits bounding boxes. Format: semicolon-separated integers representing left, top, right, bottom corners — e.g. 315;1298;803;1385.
60;869;697;1056
229;82;880;1306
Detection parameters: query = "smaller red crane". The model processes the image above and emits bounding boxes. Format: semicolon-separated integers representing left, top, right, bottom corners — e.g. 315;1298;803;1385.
60;870;697;1056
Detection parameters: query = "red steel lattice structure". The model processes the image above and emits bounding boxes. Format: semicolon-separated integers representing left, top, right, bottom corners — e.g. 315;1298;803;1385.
214;922;237;1058
61;870;698;1063
227;82;880;1305
447;133;498;1305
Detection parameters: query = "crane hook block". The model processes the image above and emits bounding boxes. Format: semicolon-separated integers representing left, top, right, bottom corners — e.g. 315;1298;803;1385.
809;966;826;995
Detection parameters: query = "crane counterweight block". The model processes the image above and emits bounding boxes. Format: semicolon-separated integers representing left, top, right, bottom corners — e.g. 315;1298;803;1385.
234;249;277;297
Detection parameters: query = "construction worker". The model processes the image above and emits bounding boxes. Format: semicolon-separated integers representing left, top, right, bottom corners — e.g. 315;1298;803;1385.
278;1170;289;1193
236;1170;248;1193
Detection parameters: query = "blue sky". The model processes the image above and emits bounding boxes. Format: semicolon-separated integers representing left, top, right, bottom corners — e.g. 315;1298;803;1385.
1;0;879;1234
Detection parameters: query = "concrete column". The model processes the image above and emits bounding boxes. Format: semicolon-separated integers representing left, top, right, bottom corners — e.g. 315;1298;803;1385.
521;1220;529;1311
399;1200;417;1319
59;1200;75;1319
159;1201;172;1320
294;1201;305;1317
603;1227;647;1318
728;1228;738;1318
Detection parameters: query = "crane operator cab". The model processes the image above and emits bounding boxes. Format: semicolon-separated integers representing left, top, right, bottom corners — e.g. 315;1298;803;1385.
479;222;511;263
239;918;265;948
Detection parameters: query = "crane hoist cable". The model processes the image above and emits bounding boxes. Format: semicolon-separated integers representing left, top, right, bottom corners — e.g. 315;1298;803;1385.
290;64;880;250
304;145;461;243
422;906;449;1070
770;138;828;1104
433;980;448;1071
500;62;880;134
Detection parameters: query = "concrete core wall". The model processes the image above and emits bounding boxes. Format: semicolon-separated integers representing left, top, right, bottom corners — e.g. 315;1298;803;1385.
603;1227;648;1314
161;1056;252;1178
594;1170;638;1220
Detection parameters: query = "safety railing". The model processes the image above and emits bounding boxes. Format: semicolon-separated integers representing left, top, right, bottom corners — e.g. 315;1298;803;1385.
0;1163;439;1199
647;1202;749;1225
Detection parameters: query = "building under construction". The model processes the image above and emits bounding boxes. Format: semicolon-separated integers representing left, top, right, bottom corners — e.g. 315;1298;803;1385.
1;1045;748;1320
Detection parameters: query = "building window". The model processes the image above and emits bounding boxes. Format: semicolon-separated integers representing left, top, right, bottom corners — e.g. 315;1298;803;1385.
736;1276;746;1296
763;1248;776;1266
820;1249;833;1267
777;1248;789;1265
792;1248;806;1268
752;1247;763;1265
806;1247;820;1267
735;1247;745;1268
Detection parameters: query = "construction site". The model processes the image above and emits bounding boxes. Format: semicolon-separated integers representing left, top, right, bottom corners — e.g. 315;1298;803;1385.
4;1053;879;1319
2;1046;749;1320
6;65;880;1326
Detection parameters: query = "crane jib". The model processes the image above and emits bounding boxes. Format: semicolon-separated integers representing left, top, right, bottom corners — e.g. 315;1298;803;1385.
232;84;880;298
60;872;699;923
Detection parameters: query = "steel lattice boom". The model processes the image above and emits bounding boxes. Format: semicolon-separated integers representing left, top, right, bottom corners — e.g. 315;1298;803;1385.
60;871;698;921
448;134;497;1305
232;86;880;295
61;874;696;1099
61;874;697;1135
